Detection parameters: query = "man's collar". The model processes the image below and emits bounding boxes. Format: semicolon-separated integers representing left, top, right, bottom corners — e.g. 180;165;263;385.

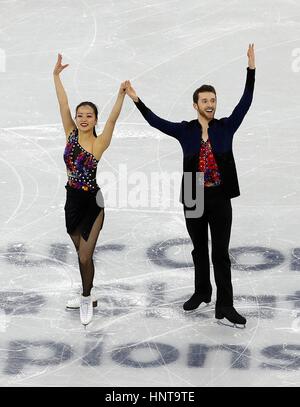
194;118;217;127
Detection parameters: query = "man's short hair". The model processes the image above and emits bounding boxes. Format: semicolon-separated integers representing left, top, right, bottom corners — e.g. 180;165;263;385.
193;85;216;104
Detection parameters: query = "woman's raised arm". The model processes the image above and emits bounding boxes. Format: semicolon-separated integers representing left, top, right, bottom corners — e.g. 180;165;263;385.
94;81;128;155
53;53;76;139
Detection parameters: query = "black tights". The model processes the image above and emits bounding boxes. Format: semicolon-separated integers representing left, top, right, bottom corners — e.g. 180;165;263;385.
69;210;104;297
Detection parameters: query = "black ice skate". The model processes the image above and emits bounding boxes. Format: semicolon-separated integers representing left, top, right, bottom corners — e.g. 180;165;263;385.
183;293;211;311
215;306;246;328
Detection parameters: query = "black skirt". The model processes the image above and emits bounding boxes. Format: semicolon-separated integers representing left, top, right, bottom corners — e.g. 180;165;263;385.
64;184;105;242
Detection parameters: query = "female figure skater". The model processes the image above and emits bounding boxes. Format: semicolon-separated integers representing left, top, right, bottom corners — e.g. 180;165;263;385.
53;53;128;326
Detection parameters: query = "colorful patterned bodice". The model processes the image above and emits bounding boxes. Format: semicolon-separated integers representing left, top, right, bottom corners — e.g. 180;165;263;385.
63;128;99;192
198;138;221;187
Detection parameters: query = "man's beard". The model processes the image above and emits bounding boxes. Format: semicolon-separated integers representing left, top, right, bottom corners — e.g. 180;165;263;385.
198;108;215;121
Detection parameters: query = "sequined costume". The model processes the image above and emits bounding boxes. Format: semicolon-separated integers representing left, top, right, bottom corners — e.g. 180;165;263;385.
198;138;221;187
63;128;104;241
64;128;99;192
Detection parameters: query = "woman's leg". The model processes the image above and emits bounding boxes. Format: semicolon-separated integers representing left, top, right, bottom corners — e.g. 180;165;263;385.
78;209;104;297
69;229;80;253
68;229;84;281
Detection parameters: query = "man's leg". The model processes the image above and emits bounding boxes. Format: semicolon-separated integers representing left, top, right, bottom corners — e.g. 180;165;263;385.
208;197;233;307
208;195;246;326
183;210;212;310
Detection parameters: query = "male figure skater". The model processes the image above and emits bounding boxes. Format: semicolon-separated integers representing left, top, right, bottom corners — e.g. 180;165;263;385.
126;44;255;327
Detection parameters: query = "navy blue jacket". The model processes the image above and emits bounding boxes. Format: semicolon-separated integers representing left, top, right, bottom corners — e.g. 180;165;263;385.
134;67;255;203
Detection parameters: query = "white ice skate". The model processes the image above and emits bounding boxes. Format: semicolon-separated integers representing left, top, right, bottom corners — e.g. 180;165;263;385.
66;287;98;310
80;295;93;326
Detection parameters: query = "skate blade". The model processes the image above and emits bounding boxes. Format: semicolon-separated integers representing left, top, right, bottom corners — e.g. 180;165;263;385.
216;319;246;329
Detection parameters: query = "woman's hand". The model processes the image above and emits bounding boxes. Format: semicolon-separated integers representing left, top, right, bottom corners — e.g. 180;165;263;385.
118;80;129;97
53;53;69;76
247;43;255;69
125;80;139;102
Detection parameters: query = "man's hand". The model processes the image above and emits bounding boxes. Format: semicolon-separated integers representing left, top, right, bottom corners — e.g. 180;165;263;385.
247;43;255;69
125;80;139;102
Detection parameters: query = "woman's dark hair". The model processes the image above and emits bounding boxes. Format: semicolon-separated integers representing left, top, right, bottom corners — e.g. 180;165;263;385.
75;101;98;137
193;85;216;104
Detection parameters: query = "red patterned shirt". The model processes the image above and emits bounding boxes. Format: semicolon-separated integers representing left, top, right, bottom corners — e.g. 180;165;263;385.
198;138;221;186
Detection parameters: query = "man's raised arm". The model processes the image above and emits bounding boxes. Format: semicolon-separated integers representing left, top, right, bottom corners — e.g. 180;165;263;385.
126;81;184;141
226;43;256;135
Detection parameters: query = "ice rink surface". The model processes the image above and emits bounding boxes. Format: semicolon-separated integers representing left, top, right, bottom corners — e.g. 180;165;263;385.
0;0;300;387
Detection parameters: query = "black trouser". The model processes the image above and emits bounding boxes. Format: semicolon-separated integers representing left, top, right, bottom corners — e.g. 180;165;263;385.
184;186;233;307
